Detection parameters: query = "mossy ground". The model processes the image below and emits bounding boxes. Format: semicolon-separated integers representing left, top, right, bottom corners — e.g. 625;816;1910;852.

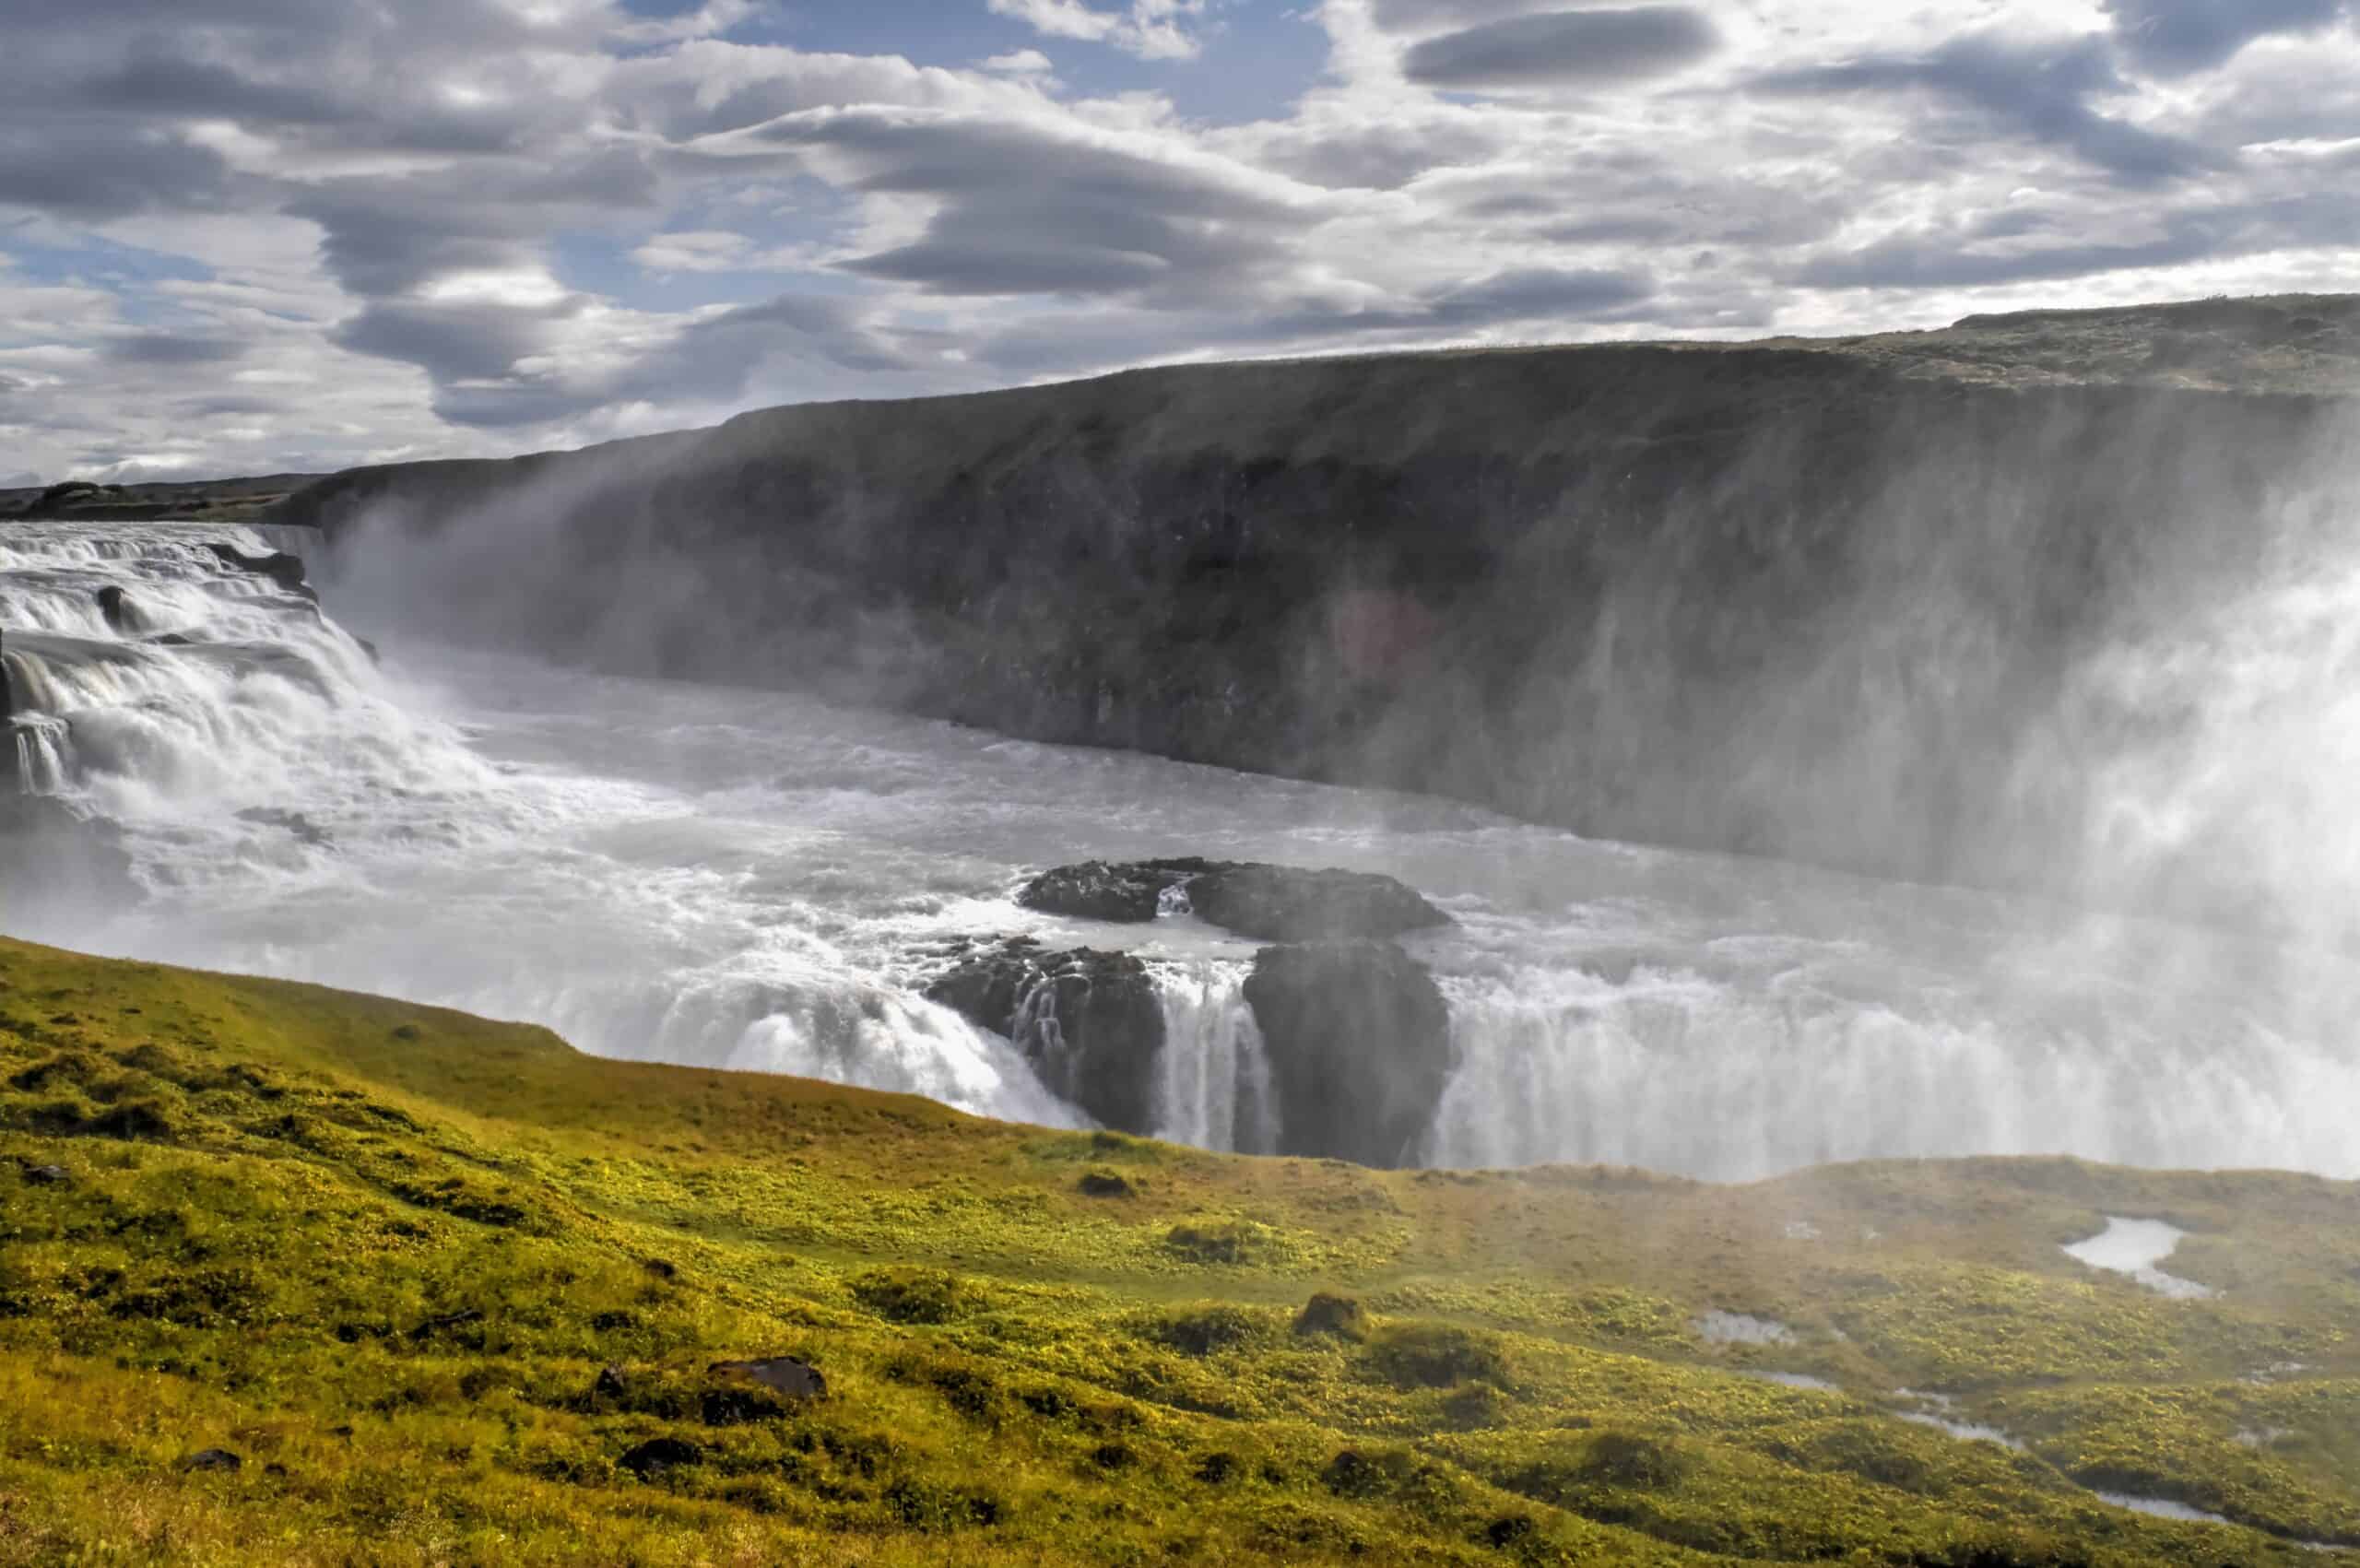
2;934;2355;1565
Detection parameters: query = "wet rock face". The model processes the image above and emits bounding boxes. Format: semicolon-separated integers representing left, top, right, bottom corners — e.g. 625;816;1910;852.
1243;941;1453;1167
1187;864;1449;943
95;584;134;631
923;937;1165;1132
205;542;314;599
1016;858;1215;923
1018;858;1449;942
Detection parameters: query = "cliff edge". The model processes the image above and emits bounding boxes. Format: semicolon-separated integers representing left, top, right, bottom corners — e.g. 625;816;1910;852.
273;294;2360;905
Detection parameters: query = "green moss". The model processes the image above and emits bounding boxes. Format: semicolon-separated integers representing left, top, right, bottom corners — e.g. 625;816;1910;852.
852;1266;969;1325
1362;1322;1510;1390
0;933;2354;1565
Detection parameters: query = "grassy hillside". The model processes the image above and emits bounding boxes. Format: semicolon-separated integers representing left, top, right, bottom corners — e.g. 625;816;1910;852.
2;934;2355;1565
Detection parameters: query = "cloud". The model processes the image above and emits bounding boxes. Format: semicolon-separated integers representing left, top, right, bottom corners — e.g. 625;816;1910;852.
3;0;2358;479
734;106;1321;300
1402;7;1721;89
0;120;240;221
1753;31;2219;184
417;289;926;428
631;228;824;275
608;0;769;45
1233;113;1505;189
1794;187;2360;290
985;0;1210;61
982;49;1058;75
2104;0;2351;77
1426;265;1652;323
1368;0;1556;32
102;333;250;365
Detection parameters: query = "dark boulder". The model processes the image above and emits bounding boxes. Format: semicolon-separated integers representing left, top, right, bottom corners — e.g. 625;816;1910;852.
710;1356;826;1400
205;542;314;599
1293;1291;1369;1340
924;937;1164;1133
1017;857;1215;923
1077;1167;1141;1198
95;584;134;632
618;1436;701;1477
407;1307;484;1341
1243;941;1453;1167
1017;857;1449;942
182;1447;242;1473
1186;864;1449;943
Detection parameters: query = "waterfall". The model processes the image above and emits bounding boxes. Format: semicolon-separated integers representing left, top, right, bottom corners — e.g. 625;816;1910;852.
0;522;468;826
1422;962;2360;1181
12;517;2360;1180
0;517;1082;1132
1148;961;1280;1154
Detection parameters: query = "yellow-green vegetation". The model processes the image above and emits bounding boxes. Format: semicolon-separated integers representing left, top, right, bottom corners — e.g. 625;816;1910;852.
3;934;2357;1565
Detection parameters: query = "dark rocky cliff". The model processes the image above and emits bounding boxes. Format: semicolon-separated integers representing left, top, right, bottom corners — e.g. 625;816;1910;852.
277;295;2360;907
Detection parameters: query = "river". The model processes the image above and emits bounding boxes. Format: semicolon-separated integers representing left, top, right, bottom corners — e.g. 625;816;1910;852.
6;520;2355;1179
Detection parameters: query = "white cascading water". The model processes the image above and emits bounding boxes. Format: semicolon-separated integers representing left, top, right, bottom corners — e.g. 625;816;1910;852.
1147;961;1280;1154
7;516;2360;1179
0;520;1078;1130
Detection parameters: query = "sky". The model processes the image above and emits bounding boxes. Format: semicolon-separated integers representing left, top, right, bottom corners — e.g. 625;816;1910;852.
2;0;2355;483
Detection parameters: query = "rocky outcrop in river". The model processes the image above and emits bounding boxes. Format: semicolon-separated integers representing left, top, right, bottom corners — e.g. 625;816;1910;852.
927;860;1456;1164
1242;941;1451;1168
923;938;1164;1133
1017;858;1449;941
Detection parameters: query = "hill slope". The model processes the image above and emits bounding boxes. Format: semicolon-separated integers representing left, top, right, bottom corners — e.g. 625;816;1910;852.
4;934;2357;1564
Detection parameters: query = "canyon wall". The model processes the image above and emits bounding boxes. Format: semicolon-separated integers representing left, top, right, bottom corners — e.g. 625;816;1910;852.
280;296;2360;914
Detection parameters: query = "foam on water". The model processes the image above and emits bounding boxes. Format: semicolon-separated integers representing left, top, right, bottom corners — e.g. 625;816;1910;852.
11;518;2360;1177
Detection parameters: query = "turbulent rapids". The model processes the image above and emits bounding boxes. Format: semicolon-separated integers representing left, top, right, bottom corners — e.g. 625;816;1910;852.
7;517;2360;1179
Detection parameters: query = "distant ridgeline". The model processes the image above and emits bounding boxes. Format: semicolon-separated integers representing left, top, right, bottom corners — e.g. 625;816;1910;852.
243;295;2360;907
0;476;317;525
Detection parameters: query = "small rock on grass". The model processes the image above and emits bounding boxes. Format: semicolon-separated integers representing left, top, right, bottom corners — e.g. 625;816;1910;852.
619;1437;701;1477
710;1356;826;1399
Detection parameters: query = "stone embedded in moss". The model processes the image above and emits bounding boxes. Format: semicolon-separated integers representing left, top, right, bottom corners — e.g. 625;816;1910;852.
1077;1166;1140;1197
1152;1305;1266;1357
618;1437;701;1478
1163;1219;1268;1266
1292;1292;1368;1341
853;1267;966;1325
1361;1323;1507;1391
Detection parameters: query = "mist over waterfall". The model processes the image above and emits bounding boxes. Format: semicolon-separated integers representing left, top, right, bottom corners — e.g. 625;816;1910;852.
11;312;2360;1181
0;522;1079;1129
9;499;2360;1180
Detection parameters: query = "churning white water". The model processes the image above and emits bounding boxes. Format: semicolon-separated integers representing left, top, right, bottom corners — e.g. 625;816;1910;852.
7;519;2360;1179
